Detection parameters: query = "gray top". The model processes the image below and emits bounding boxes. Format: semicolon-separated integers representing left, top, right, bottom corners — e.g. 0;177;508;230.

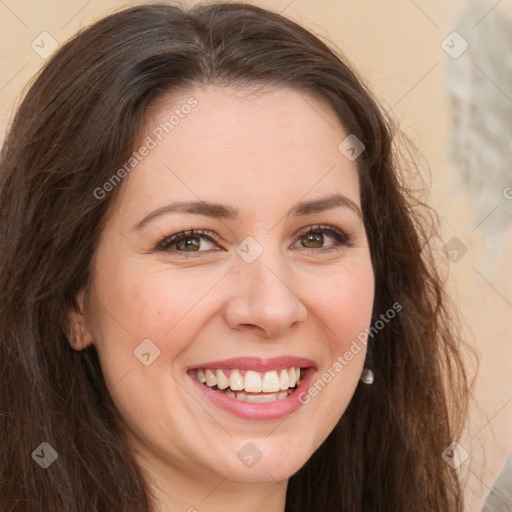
480;454;512;512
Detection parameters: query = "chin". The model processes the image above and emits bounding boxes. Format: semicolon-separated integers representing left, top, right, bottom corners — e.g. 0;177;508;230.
213;437;314;485
226;459;305;485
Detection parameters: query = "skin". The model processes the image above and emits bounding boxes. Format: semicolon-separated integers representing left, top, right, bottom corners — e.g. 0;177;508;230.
69;85;375;512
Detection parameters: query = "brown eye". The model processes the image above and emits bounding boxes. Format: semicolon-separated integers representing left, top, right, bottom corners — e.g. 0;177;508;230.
175;237;201;252
156;229;219;256
301;232;325;249
294;225;351;252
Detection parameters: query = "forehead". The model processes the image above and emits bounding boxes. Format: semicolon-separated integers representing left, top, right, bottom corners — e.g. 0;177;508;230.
113;85;361;225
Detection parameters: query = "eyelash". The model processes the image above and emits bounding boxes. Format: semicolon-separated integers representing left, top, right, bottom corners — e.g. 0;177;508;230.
155;224;352;257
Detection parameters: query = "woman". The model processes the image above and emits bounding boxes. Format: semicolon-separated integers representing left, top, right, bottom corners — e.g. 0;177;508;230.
0;2;472;511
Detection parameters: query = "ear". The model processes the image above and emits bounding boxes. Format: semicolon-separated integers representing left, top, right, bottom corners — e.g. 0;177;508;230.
67;288;94;351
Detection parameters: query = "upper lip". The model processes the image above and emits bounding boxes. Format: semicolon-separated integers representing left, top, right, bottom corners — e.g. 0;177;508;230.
187;356;317;372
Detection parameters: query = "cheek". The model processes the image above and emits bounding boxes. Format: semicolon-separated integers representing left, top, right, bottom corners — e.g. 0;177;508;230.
86;265;216;423
89;262;223;363
311;260;375;348
300;260;374;424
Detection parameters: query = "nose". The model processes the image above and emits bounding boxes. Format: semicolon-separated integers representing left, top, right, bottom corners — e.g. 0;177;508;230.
223;242;308;338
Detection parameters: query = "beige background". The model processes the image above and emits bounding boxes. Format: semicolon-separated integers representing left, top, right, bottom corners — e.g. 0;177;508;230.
1;1;511;510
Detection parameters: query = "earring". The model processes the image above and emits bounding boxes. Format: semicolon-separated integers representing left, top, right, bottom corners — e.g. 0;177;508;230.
360;368;374;385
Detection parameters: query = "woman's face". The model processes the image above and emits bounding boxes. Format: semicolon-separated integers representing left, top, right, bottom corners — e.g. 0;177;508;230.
72;86;374;495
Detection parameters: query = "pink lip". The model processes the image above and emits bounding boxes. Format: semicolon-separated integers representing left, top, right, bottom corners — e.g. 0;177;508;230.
187;356;316;372
188;365;317;421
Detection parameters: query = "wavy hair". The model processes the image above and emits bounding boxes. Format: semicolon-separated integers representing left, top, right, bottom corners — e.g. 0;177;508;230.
0;3;472;511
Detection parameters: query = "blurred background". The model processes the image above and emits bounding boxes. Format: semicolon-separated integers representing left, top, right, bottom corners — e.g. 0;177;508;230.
1;1;511;510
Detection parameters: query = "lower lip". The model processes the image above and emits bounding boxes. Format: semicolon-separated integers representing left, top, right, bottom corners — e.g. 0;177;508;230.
189;368;316;421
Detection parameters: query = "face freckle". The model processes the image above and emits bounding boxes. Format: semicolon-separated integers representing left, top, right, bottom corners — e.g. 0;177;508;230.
78;85;375;499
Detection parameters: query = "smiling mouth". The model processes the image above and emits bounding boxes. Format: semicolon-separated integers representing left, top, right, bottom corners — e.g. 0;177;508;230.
191;367;304;403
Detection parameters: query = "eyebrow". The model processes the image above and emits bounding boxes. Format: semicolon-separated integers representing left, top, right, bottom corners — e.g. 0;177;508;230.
131;193;363;233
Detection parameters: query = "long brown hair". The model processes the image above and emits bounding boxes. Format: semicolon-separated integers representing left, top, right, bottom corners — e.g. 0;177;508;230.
0;3;472;511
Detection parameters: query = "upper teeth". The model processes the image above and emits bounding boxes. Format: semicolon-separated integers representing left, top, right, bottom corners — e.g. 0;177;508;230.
195;367;301;393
